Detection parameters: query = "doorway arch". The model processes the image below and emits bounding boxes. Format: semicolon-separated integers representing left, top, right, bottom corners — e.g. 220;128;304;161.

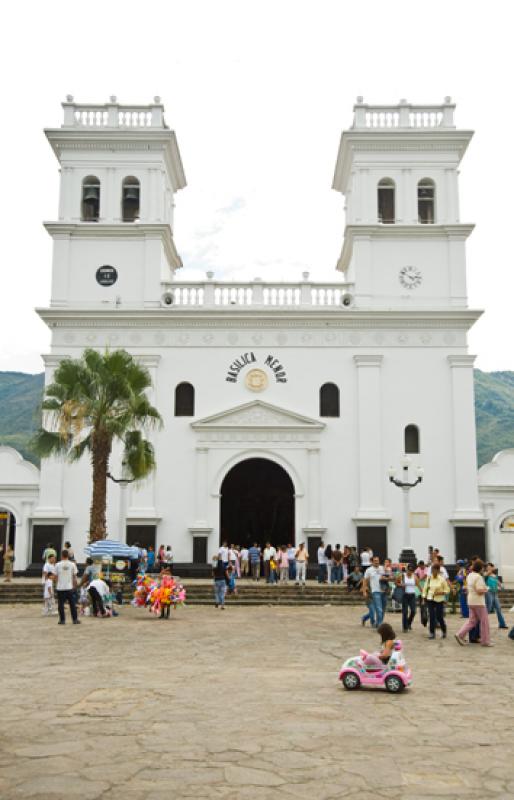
220;458;295;548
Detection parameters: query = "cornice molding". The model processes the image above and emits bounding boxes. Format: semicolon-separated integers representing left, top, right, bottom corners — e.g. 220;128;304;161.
44;128;186;192
36;307;483;333
333;129;473;193
337;223;474;272
447;355;477;368
43;222;182;270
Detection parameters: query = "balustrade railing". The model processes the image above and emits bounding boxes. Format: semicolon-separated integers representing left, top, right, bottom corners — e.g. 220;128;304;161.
62;96;165;128
353;97;455;129
161;276;353;309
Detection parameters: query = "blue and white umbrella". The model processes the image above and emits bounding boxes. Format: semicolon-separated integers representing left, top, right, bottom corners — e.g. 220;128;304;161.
84;540;139;559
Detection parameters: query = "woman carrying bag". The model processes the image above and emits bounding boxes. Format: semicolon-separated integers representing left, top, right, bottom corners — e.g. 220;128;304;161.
422;562;450;640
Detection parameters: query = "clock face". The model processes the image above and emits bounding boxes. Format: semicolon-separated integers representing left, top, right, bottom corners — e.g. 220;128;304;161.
399;266;422;289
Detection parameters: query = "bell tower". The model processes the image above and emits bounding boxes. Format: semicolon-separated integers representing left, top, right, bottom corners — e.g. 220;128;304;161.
332;97;473;309
44;96;186;309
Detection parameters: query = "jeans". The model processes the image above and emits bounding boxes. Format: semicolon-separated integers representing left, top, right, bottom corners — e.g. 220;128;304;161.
459;590;469;618
486;593;507;627
269;569;277;584
88;586;106;616
402;593;417;630
427;600;447;635
296;561;307;584
318;564;327;583
371;591;384;626
57;589;78;623
288;560;295;580
251;561;261;581
264;561;270;581
362;597;376;626
331;564;343;584
214;579;226;606
457;605;490;645
381;590;388;615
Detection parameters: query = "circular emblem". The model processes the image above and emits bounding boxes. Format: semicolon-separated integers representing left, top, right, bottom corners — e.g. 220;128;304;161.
96;265;118;286
245;369;268;393
115;560;126;571
399;266;422;289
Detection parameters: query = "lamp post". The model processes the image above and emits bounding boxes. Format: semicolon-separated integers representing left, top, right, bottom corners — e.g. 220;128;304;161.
107;465;135;543
388;456;424;567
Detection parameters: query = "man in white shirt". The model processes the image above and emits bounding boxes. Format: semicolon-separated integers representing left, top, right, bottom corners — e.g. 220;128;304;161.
363;556;385;626
317;542;327;584
263;542;276;583
360;548;372;569
240;547;249;577
287;543;296;581
88;577;110;617
55;549;79;624
218;541;229;566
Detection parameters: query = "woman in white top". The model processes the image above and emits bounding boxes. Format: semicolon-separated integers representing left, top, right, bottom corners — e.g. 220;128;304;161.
401;565;418;632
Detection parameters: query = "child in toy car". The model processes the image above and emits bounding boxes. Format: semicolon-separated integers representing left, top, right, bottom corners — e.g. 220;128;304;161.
339;622;412;692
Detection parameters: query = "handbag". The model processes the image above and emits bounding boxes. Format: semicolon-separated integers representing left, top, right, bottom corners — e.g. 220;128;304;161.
392;585;404;603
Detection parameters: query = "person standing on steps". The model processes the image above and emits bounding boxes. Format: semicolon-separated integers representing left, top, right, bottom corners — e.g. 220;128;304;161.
295;542;309;586
248;542;261;581
212;556;229;609
287;543;296;581
55;549;80;625
317;541;327;584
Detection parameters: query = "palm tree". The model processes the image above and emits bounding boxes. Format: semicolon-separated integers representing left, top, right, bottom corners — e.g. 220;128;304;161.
32;349;162;541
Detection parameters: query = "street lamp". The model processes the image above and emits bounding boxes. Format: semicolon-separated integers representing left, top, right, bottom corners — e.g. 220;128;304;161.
389;456;424;566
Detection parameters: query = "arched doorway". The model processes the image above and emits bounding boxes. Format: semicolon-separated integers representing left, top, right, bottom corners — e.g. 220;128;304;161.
220;458;295;548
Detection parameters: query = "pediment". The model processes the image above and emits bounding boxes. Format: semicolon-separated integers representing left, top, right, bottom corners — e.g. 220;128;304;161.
192;400;325;431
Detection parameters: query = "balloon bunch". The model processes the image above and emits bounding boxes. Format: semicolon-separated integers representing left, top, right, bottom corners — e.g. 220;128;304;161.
132;573;186;614
132;574;156;608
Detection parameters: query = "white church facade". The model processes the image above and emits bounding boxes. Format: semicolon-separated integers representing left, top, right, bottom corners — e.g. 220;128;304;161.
3;95;514;579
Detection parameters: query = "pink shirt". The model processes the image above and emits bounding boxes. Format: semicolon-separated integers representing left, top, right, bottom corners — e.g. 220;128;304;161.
277;552;289;568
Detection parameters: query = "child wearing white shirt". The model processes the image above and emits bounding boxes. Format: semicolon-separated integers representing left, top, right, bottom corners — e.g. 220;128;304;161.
43;576;55;615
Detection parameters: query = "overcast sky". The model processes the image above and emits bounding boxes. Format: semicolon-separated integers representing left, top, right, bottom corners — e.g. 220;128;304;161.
1;0;512;374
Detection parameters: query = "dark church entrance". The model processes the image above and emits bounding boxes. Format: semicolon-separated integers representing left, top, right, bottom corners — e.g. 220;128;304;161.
220;458;295;549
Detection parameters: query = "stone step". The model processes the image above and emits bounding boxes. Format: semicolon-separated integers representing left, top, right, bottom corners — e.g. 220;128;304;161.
2;583;514;607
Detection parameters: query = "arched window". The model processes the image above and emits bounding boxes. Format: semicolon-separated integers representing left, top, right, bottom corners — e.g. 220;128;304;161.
418;178;435;224
174;382;195;416
319;383;340;417
404;424;420;454
377;178;395;224
122;176;140;222
81;176;100;221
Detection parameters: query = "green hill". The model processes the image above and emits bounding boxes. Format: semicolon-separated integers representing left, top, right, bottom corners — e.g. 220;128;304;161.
474;370;514;467
0;372;44;464
0;369;513;469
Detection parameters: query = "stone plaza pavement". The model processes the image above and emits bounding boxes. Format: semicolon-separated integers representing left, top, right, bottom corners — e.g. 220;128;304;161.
0;603;513;800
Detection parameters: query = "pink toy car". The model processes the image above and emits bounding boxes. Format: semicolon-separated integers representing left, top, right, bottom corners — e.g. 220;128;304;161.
339;640;412;693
